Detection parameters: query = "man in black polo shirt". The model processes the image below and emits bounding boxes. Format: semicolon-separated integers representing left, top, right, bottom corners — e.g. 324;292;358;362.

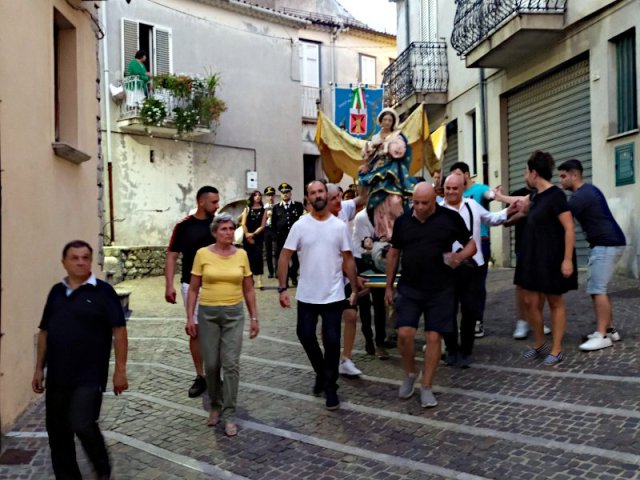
32;240;128;480
385;182;476;408
165;185;219;397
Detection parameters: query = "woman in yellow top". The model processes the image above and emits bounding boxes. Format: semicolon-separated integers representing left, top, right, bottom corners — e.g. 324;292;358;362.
187;213;259;437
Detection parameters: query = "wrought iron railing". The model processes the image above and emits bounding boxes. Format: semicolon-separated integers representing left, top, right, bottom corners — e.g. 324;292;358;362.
451;0;566;56
382;42;448;108
119;76;209;129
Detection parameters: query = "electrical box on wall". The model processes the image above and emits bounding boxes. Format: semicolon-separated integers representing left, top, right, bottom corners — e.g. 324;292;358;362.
246;171;258;190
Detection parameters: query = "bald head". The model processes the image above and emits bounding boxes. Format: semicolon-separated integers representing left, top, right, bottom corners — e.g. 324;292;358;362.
413;181;435;199
444;172;464;206
412;182;436;221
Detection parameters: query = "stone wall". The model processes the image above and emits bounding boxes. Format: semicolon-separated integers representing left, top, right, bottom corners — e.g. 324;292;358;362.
104;245;179;284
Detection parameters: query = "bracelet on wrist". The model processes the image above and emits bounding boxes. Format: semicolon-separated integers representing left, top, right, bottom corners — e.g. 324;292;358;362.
278;287;288;293
251;317;258;321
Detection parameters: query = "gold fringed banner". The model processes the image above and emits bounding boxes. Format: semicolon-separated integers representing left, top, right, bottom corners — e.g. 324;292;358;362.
315;104;442;181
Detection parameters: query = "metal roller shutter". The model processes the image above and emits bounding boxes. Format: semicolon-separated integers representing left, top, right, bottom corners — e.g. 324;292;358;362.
443;121;459;174
507;58;592;266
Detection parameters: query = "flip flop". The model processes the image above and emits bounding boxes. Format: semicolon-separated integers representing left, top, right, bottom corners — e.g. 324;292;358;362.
224;422;238;437
207;411;220;427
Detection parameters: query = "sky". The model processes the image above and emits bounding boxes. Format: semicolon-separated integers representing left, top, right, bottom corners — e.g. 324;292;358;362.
337;0;397;34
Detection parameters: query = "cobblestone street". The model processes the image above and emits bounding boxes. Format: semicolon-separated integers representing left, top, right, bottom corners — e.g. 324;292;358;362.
2;269;640;479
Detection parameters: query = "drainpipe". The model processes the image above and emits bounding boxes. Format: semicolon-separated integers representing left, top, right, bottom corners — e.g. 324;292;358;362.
100;3;115;243
330;24;343;119
479;68;489;184
404;0;410;50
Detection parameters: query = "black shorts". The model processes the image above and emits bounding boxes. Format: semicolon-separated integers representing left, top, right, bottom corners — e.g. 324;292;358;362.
394;287;455;333
343;283;358;311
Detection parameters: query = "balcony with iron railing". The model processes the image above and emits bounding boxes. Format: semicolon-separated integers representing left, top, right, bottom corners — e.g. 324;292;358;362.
382;42;448;111
116;75;225;138
451;0;567;68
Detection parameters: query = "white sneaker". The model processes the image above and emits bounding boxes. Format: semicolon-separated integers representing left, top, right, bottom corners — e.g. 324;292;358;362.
579;332;613;351
543;325;552;335
513;320;529;339
339;358;362;376
587;328;621;342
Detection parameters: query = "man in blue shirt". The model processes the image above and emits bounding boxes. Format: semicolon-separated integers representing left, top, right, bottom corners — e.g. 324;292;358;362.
558;159;626;351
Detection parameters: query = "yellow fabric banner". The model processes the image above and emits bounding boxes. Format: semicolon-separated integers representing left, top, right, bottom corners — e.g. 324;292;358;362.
314;104;443;182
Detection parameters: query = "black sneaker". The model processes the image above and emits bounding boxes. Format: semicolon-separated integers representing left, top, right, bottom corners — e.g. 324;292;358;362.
188;375;206;398
474;321;485;338
325;390;340;410
365;340;375;355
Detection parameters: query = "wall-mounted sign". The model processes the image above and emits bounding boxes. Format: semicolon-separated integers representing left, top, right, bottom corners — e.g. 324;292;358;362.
615;143;635;186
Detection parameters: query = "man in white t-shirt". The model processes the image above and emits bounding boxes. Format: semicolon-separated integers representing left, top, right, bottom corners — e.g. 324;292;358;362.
278;181;358;411
326;183;367;376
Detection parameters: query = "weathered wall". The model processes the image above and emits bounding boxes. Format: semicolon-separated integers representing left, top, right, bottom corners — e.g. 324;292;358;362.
103;0;305;246
0;0;101;431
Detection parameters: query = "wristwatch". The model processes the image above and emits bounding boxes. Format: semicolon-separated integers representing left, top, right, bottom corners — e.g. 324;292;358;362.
278;287;288;293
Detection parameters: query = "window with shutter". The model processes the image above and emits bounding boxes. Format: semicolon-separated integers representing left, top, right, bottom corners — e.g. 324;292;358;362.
299;41;320;88
154;28;172;75
121;18;172;77
612;29;637;134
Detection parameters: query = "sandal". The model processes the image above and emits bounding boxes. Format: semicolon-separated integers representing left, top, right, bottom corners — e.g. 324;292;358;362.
207;410;220;427
522;342;549;359
224;422;238;437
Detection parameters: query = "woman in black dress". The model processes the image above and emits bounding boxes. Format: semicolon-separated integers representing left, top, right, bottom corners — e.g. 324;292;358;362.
514;151;577;366
241;191;267;289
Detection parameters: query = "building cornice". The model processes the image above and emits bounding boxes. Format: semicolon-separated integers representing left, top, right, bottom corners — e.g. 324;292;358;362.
192;0;310;28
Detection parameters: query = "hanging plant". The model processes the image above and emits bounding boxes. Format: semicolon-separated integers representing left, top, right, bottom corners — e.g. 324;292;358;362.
173;106;200;135
140;97;167;126
197;95;227;125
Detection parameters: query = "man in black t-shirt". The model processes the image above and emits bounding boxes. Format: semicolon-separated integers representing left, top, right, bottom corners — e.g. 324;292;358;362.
33;240;128;480
385;183;476;408
165;186;219;397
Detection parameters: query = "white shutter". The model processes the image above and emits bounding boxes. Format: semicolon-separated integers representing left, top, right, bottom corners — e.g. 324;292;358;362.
360;55;376;85
299;41;319;88
421;0;438;42
122;18;139;75
153;27;172;75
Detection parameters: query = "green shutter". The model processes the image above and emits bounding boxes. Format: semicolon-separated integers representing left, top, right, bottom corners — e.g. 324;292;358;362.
616;31;638;133
507;58;592;266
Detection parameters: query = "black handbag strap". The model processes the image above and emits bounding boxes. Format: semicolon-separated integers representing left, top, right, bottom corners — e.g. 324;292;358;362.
464;201;474;233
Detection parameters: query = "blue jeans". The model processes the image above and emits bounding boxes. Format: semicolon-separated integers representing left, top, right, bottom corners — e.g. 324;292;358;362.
296;301;344;393
46;385;110;480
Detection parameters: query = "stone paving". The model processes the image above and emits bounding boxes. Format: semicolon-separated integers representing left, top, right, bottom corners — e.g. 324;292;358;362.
1;269;640;479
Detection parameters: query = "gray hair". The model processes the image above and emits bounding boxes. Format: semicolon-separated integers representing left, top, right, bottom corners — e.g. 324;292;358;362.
326;183;340;198
210;213;236;234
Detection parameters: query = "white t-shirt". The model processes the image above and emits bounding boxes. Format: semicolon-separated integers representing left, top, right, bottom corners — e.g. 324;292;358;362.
352;209;374;259
283;214;352;304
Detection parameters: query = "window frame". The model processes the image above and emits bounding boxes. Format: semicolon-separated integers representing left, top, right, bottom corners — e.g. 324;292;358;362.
612;28;638;134
121;18;173;78
359;54;376;85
